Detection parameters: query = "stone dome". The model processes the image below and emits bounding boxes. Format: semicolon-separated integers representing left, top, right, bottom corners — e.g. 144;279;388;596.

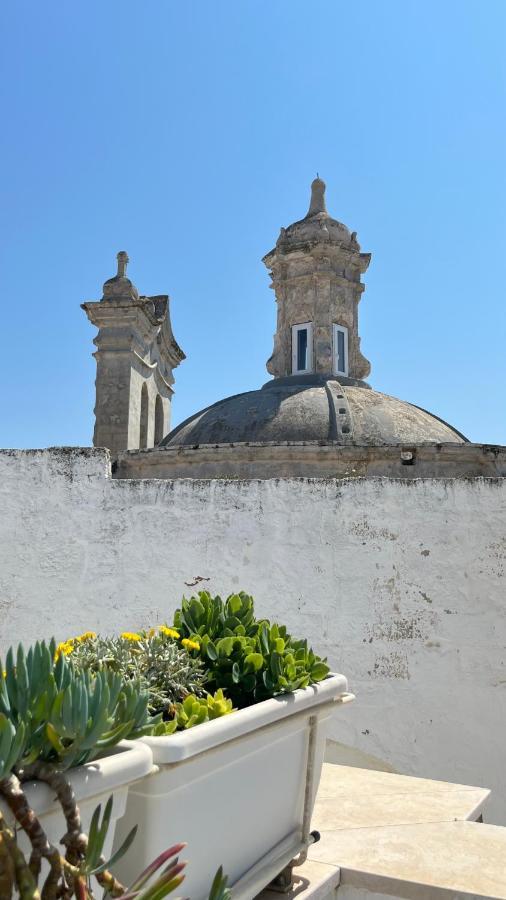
159;178;467;458
161;376;467;448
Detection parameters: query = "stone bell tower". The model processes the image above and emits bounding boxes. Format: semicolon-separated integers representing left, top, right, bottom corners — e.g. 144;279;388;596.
262;177;371;384
82;252;185;456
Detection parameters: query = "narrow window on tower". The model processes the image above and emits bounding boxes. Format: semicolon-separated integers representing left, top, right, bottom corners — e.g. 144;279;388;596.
333;324;349;376
291;322;313;374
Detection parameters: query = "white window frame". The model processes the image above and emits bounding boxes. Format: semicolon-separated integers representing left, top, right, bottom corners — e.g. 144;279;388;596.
291;322;313;375
333;323;349;376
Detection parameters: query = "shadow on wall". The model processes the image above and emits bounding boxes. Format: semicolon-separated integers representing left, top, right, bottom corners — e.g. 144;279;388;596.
325;739;398;774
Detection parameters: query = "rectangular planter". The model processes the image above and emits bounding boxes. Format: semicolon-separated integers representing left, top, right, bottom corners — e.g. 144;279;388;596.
113;674;352;900
0;740;154;888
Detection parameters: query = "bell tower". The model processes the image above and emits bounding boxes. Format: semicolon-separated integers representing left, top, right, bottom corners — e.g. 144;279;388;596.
262;177;371;384
82;252;185;456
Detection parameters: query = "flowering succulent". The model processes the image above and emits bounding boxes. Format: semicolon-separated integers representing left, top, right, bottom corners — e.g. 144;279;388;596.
159;625;180;639
181;637;200;652
68;630;205;715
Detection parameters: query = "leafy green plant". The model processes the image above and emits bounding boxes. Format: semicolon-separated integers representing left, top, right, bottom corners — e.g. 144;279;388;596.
155;689;234;735
173;591;330;706
68;630;205;717
174;591;260;641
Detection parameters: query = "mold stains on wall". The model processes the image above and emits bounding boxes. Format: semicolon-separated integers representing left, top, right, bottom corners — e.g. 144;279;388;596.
370;651;411;680
350;518;399;543
366;616;427;642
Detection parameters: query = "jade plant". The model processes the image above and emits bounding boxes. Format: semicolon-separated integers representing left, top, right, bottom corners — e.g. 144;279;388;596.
0;640;231;899
154;689;234;735
173;591;330;707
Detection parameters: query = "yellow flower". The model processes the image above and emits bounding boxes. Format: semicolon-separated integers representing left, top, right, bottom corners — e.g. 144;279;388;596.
121;632;142;642
54;640;74;661
159;626;180;640
147;627;156;638
181;638;200;652
75;631;96;642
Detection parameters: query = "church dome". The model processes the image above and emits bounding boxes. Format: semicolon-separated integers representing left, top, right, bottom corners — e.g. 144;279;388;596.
160;178;467;456
161;376;467;447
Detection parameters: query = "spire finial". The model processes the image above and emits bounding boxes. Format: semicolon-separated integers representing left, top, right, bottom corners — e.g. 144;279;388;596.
307;176;327;216
102;250;139;301
116;250;129;277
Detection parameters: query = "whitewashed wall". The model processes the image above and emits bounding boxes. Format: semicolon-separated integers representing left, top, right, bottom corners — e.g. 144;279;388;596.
1;448;505;823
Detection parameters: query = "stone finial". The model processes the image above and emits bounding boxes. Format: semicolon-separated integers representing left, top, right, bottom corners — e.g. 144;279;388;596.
307;176;327;216
116;251;129;277
102;250;139;301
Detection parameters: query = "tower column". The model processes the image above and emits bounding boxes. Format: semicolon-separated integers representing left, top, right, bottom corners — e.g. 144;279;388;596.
263;178;371;384
82;252;185;456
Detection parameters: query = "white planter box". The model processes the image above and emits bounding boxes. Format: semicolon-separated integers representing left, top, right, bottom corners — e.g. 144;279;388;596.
0;740;154;887
113;674;352;900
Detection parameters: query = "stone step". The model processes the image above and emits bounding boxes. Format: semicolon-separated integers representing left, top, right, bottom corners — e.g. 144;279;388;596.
312;820;506;899
256;763;498;899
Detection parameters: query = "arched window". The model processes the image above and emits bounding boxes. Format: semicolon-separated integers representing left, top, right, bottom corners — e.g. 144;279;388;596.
154;394;164;445
139;383;149;449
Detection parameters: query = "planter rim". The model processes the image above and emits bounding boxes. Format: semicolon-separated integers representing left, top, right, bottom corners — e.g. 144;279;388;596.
14;740;154;817
142;672;348;764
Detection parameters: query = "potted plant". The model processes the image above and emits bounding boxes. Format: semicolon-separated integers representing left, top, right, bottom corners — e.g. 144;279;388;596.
70;592;352;900
0;638;232;899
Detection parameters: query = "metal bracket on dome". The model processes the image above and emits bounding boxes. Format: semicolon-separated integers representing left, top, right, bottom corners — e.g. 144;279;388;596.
400;448;417;466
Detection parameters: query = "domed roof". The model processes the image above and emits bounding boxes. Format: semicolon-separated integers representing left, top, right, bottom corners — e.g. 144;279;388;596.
160;178;467;456
161;377;467;448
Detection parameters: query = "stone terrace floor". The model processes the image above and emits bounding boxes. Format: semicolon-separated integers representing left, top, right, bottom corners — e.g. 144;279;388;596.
258;763;506;899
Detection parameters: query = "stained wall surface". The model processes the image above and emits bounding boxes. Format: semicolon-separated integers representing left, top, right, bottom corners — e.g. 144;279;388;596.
1;448;505;822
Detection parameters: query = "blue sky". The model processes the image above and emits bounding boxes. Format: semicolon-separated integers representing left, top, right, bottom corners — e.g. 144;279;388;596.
1;0;505;448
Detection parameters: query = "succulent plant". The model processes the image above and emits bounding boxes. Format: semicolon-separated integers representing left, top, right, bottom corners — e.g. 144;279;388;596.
0;641;156;770
68;630;205;717
0;638;231;900
174;591;263;642
173;591;330;706
156;689;235;735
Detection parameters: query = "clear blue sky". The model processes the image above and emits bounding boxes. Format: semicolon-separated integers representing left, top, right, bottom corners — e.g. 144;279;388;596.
1;1;505;448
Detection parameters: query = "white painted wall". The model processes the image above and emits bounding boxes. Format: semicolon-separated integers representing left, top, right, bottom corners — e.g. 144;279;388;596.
1;449;505;823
